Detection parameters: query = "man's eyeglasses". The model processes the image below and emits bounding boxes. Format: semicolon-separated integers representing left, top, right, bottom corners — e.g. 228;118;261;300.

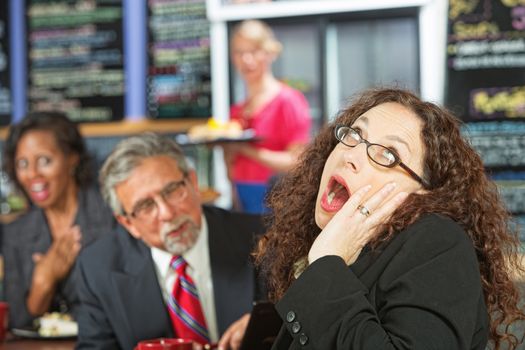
334;125;429;188
124;175;189;220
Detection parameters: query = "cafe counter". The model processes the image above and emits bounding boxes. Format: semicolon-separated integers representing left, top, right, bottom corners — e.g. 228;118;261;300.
0;338;75;350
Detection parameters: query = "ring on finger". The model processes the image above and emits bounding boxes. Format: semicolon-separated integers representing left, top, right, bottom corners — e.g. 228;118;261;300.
357;204;371;217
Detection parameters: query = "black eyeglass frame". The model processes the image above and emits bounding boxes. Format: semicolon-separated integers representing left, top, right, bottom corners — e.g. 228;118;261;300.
123;174;189;219
334;125;430;189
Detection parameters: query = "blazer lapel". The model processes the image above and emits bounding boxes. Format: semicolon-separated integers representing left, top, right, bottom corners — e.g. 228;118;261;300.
206;209;254;335
13;209;51;291
74;189;97;246
111;239;174;346
31;209;53;251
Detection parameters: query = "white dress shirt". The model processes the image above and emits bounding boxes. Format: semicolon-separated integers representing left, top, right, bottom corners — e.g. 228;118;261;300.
151;215;219;342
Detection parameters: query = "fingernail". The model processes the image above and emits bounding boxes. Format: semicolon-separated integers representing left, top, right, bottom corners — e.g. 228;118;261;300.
362;185;372;192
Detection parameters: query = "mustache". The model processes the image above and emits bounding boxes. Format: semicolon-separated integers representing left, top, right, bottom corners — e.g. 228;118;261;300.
160;215;194;236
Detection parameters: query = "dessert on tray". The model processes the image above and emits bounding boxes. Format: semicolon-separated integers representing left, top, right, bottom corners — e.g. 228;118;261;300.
37;312;78;337
187;118;244;141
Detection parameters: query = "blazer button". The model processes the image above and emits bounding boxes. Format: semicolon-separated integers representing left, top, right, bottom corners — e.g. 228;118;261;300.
299;333;308;346
286;311;296;322
291;321;301;334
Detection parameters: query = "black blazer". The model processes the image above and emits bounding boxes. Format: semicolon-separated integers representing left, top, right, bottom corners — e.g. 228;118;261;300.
2;187;116;329
272;214;489;350
75;206;265;350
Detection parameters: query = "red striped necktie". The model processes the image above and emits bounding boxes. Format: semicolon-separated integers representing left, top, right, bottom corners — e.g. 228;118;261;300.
168;256;210;345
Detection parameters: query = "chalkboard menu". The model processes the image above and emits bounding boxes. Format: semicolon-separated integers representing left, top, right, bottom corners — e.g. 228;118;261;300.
147;0;211;119
446;0;525;120
26;0;125;122
0;1;11;125
446;0;525;242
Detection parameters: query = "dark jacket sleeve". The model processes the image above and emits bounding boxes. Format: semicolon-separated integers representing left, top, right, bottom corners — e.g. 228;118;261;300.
237;211;268;302
3;233;29;328
205;206;268;334
274;215;488;350
231;210;268;302
75;252;121;350
2;210;43;329
66;187;117;323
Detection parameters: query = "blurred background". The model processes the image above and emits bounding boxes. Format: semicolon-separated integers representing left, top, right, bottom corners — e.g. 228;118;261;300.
0;0;524;247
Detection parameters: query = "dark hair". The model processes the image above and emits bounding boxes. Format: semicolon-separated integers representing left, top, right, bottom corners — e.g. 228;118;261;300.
3;111;93;192
254;88;525;349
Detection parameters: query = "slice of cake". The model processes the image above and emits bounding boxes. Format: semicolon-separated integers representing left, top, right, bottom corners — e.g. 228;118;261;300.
188;118;244;141
38;312;78;337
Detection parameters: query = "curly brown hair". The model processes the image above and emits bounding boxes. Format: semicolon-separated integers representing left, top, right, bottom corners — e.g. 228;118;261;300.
254;88;525;349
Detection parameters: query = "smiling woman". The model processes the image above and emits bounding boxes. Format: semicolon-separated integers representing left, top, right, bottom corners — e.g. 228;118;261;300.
254;88;525;350
1;111;115;330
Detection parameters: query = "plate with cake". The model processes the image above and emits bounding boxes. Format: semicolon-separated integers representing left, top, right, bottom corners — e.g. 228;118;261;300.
176;119;260;145
11;312;78;339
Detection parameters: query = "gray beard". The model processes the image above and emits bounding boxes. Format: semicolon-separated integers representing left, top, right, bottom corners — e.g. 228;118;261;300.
160;215;200;255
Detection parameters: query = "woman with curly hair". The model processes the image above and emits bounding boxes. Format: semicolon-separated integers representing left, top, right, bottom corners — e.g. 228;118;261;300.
254;88;525;349
2;111;115;329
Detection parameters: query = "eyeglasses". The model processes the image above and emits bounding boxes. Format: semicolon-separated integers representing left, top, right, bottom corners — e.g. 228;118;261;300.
334;125;429;188
124;175;189;221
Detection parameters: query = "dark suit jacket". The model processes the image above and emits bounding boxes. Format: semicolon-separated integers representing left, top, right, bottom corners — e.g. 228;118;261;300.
2;187;116;329
76;206;265;350
272;214;489;350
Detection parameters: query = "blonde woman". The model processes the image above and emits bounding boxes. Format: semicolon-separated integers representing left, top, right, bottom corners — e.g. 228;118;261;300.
224;20;312;213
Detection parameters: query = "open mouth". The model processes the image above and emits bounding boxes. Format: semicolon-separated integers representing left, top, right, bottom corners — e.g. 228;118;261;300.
28;182;50;202
321;176;351;212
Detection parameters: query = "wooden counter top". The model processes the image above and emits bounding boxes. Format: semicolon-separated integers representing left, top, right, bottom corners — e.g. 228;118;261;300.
0;337;75;350
0;118;207;140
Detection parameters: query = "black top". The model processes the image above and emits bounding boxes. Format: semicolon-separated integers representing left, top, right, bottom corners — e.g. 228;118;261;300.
272;214;489;350
2;187;116;328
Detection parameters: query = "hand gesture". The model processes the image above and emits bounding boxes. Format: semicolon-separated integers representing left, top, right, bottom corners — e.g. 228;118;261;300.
33;225;82;283
308;183;407;265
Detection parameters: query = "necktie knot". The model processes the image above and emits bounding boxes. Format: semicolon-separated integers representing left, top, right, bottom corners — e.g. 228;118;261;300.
170;256;188;275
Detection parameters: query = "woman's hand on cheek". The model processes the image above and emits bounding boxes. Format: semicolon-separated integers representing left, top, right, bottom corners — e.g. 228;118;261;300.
308;182;408;266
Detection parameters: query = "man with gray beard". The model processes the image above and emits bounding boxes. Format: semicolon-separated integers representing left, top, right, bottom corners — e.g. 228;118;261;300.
75;133;266;350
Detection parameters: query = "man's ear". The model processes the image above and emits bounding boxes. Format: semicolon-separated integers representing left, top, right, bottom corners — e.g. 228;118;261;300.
187;169;199;191
116;214;142;240
187;169;202;201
